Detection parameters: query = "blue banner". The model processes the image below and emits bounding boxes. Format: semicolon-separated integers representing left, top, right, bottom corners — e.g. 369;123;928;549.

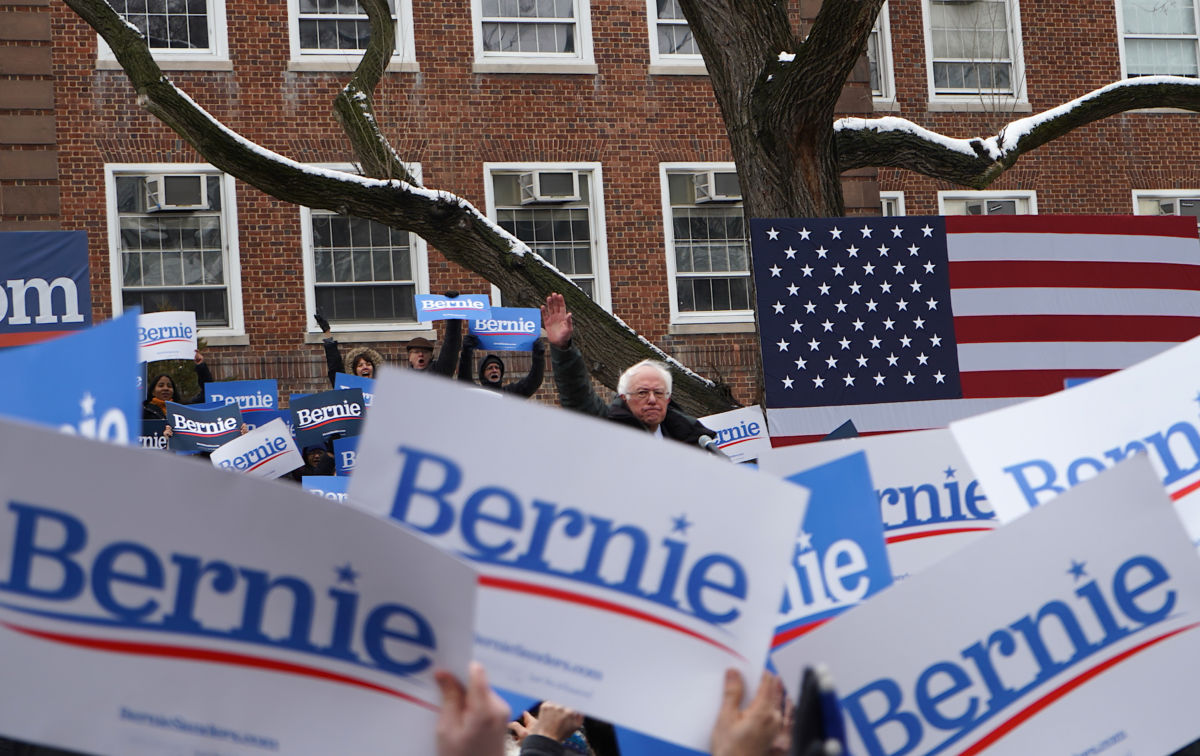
165;401;243;452
334;372;375;407
0;310;139;444
415;293;491;322
243;408;291;435
469;306;541;351
0;230;91;348
334;435;358;475
139;419;169;451
206;379;279;421
290;388;365;447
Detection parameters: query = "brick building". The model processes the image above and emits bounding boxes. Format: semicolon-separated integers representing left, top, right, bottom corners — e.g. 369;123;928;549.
1;0;1198;405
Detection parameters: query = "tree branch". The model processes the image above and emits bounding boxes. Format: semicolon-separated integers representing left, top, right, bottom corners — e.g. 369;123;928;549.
61;0;735;415
836;77;1200;188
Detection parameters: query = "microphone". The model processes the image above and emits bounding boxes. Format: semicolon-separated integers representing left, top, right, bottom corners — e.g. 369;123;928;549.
698;435;731;460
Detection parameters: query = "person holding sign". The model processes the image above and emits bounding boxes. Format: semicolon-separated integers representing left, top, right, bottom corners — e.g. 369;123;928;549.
313;295;463;385
142;351;213;421
457;335;546;398
541;293;713;445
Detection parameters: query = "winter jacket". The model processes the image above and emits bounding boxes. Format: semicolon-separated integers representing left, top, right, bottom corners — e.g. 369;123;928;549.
457;336;546;397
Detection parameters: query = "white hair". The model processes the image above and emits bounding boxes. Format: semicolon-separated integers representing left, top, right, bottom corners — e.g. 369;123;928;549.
618;359;673;397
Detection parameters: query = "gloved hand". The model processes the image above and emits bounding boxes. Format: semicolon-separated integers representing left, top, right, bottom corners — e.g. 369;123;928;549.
463;334;481;350
314;309;330;333
443;290;460;299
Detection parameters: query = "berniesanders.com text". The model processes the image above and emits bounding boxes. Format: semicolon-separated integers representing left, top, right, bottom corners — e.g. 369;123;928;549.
119;706;279;751
476;635;604;681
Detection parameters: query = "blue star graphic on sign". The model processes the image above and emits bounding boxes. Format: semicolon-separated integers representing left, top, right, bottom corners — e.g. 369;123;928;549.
943;465;956;480
1067;560;1088;582
671;514;692;535
335;563;359;585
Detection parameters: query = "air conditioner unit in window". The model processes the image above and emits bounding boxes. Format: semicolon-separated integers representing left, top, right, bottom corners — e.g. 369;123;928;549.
693;170;741;203
518;171;581;204
144;174;210;212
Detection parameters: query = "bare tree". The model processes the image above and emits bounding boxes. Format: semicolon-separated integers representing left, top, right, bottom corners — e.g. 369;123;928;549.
63;0;1200;415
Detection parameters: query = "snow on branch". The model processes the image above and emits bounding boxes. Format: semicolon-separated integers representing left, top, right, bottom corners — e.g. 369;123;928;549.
835;76;1200;188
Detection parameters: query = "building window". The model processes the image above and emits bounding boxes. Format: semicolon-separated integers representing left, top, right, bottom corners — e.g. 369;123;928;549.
472;0;594;70
100;0;228;62
661;164;751;324
939;190;1036;215
880;191;905;216
301;165;427;332
288;0;416;68
106;165;242;335
648;0;701;60
1119;0;1200;77
925;0;1023;97
486;164;610;309
867;2;895;101
1134;191;1200;225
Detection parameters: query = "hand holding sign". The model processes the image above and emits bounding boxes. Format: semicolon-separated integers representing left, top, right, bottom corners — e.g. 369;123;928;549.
434;663;511;756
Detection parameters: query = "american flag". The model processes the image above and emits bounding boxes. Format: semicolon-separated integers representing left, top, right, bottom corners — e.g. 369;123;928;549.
751;215;1200;445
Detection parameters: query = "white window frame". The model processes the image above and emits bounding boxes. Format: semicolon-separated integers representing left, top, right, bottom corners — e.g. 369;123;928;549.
300;163;429;335
470;0;597;74
646;0;707;76
104;163;244;339
1115;0;1200;79
660;162;752;326
96;0;230;69
1132;189;1200;225
880;190;906;216
869;1;897;107
286;0;418;72
484;162;611;311
921;0;1027;107
937;189;1037;215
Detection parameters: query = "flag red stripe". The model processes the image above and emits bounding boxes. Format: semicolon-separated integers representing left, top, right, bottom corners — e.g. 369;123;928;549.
945;214;1199;237
959;369;1114;398
953;315;1200;343
949;261;1200;290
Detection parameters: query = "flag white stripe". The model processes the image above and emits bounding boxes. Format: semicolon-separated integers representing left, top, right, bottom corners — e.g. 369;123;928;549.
950;288;1200;317
956;341;1177;371
947;233;1200;265
766;397;1027;437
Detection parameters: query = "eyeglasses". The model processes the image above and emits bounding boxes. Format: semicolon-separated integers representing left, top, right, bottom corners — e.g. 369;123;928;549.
628;388;669;401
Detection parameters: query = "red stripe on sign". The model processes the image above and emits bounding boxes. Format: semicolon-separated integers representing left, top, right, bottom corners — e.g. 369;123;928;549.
949;261;1200;290
953;315;1200;343
959;369;1114;398
0;620;437;710
945;214;1199;238
885;526;994;544
771;617;834;648
958;622;1200;756
0;331;72;347
478;575;745;661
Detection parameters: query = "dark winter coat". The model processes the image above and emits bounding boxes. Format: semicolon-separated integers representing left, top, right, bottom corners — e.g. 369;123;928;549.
142;360;214;420
321;320;462;386
457;336;546;397
549;343;713;445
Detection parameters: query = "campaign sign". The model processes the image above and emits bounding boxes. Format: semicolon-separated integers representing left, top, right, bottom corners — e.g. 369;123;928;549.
0;230;91;348
772;452;892;654
335;372;375;407
334;435;358;475
699;405;771;464
139;419;169;451
165;400;243;452
758;429;996;581
415;293;491;322
206;379;279;424
0;309;140;445
771;455;1200;756
303;475;349;504
211;418;303;479
348;369;808;750
137;310;197;362
242;408;291;434
0;417;477;756
949;333;1200;547
291;388;365;448
469;306;540;351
